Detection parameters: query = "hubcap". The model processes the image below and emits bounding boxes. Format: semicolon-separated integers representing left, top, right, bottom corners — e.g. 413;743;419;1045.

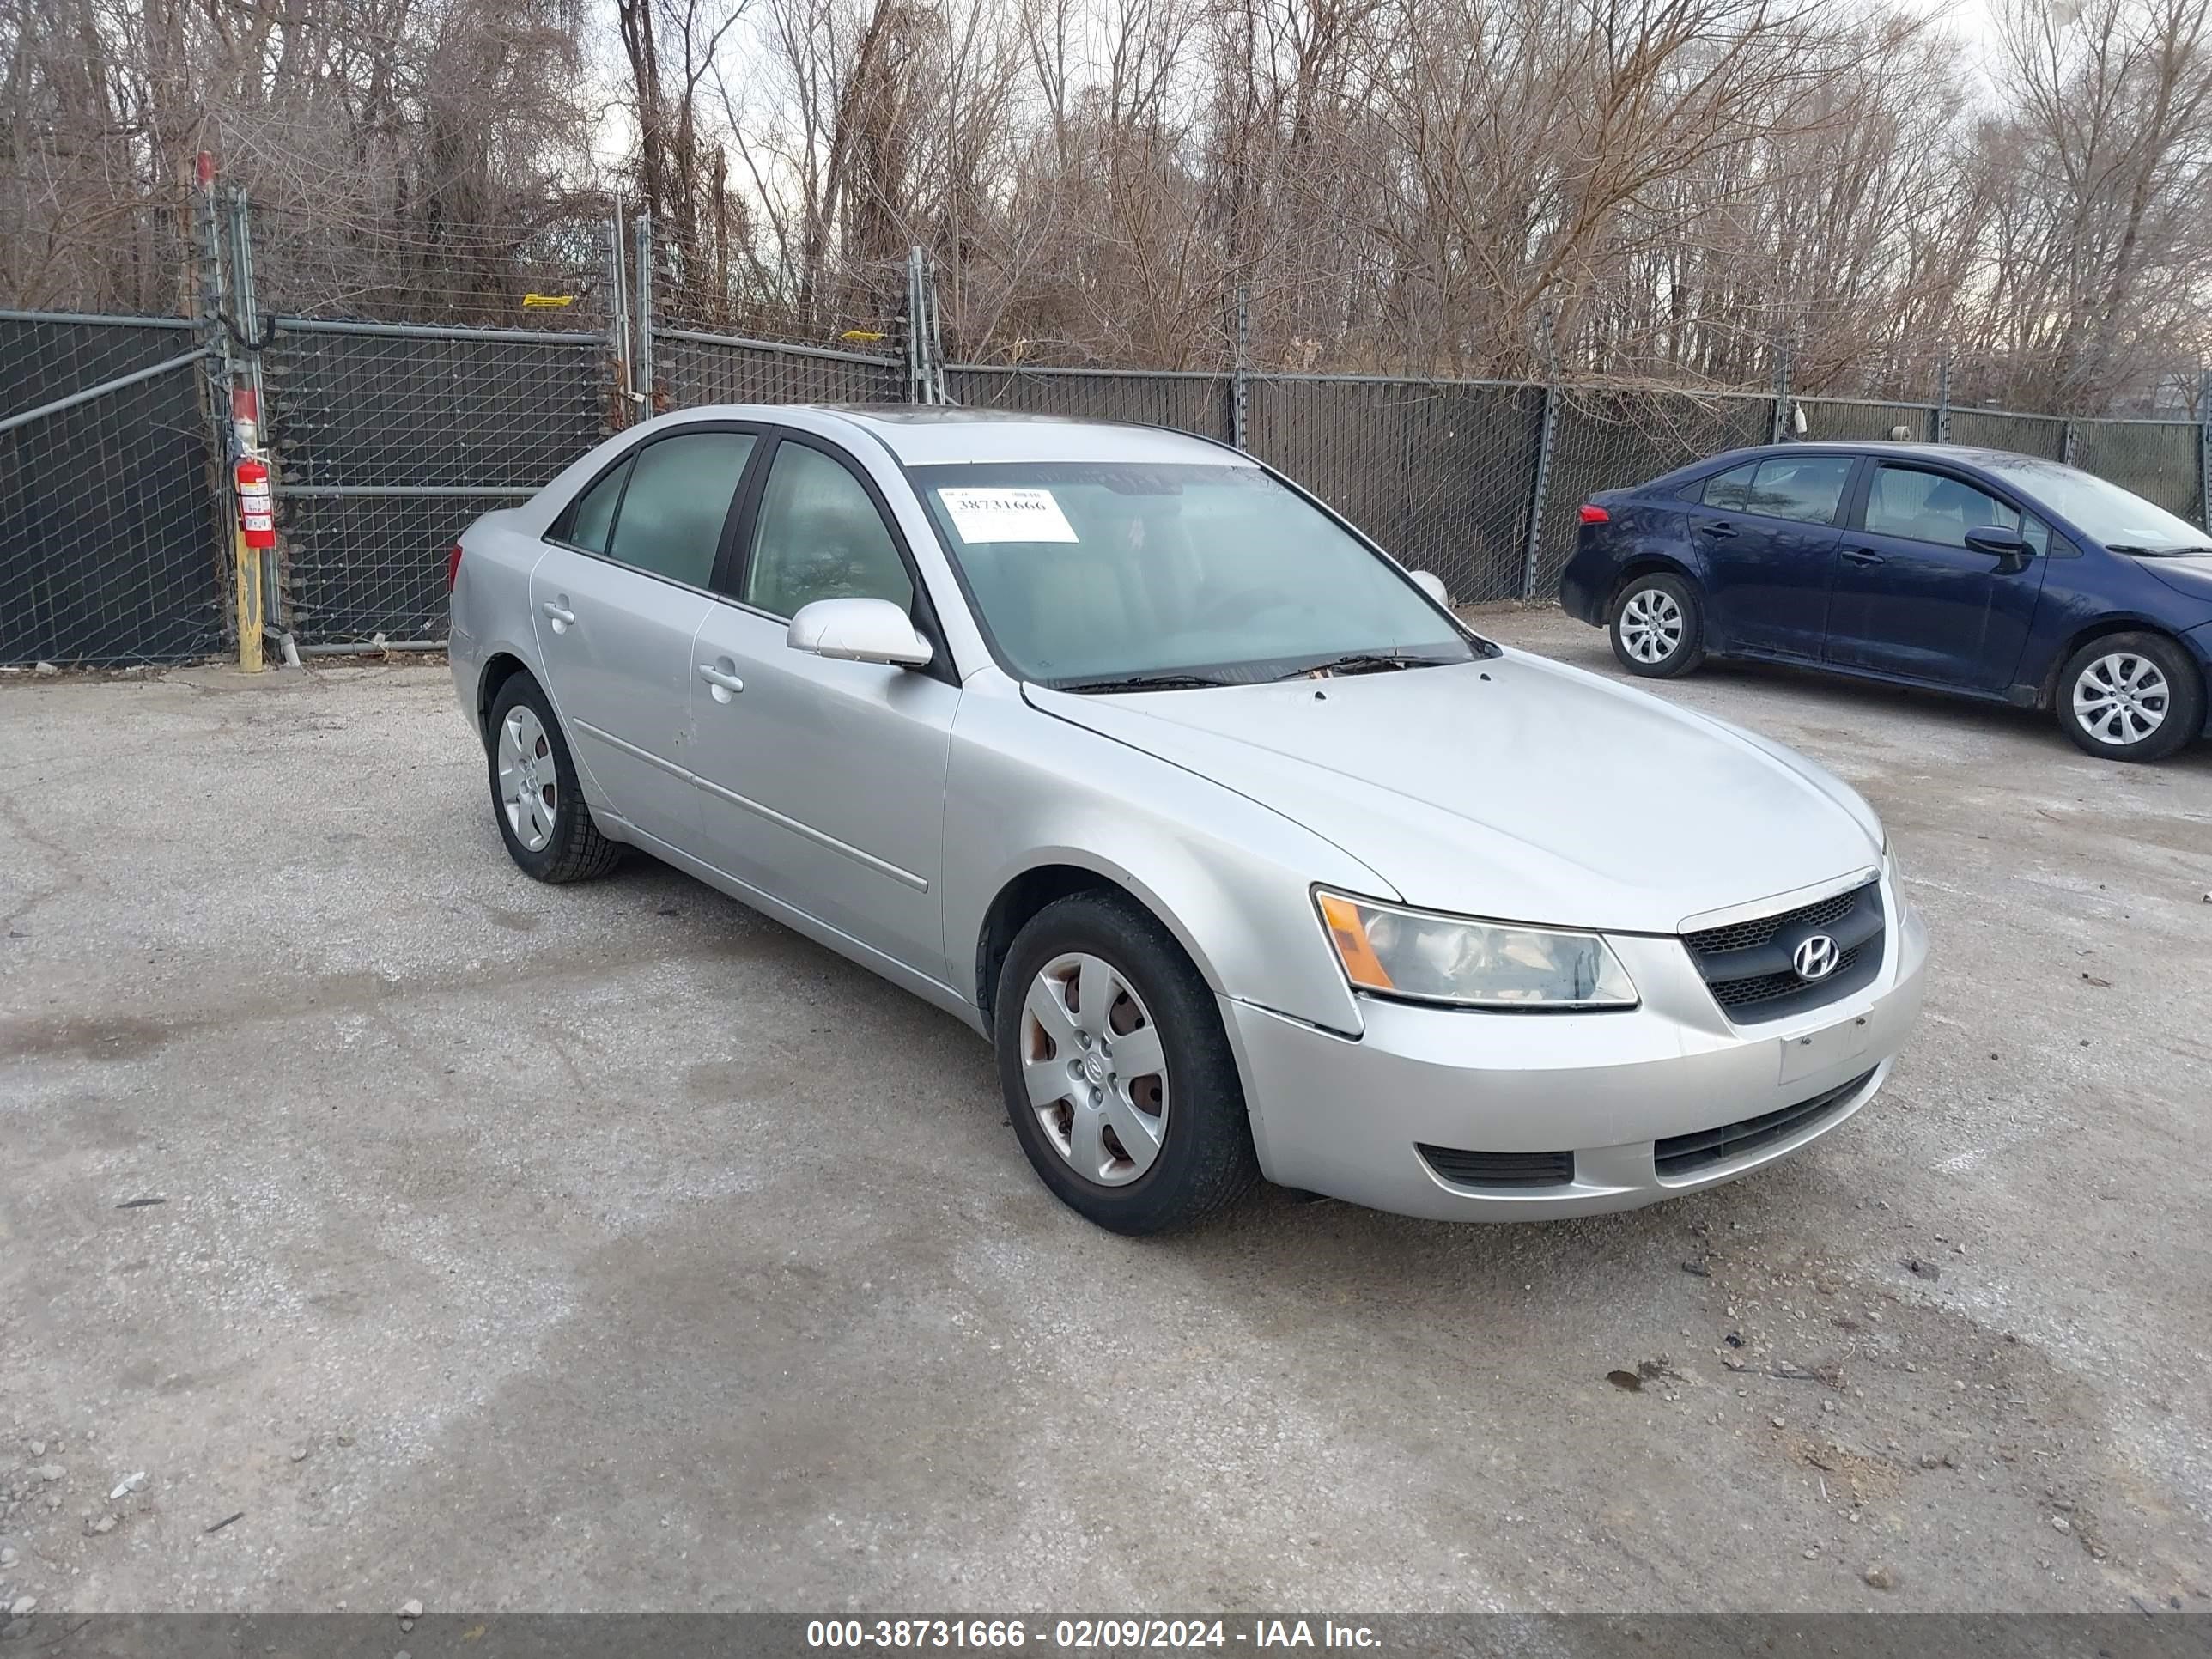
1018;951;1170;1187
2074;653;2170;747
495;706;558;853
1620;588;1684;664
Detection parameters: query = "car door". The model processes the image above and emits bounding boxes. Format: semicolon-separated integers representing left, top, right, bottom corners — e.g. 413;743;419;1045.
529;427;761;846
1824;461;2052;690
686;433;961;984
1686;453;1854;658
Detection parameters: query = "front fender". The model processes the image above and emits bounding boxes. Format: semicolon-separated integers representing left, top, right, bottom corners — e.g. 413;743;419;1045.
941;677;1389;1039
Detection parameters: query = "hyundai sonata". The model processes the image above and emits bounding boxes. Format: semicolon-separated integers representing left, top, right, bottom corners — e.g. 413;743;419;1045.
448;407;1928;1233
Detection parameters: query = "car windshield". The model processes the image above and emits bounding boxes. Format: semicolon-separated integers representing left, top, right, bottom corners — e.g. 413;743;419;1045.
912;461;1478;688
1972;454;2210;551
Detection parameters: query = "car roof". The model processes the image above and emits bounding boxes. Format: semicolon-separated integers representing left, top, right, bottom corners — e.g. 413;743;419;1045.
650;403;1240;467
1697;441;2067;471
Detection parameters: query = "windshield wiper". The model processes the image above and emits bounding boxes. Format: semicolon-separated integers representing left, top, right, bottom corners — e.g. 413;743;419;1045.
1052;671;1237;694
1269;652;1462;681
2107;544;2212;557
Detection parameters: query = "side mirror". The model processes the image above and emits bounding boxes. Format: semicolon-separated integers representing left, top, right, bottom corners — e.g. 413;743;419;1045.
1963;526;2033;572
1409;569;1450;605
786;597;933;668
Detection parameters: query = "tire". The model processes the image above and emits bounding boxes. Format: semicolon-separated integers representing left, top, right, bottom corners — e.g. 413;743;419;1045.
993;891;1260;1235
484;672;623;883
2054;632;2204;763
1609;571;1706;678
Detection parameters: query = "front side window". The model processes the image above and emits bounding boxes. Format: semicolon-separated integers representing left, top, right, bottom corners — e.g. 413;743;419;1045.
603;431;757;586
743;443;914;618
912;461;1477;686
1865;465;2045;552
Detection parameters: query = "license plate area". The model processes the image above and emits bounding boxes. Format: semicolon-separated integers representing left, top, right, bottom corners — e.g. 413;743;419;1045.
1778;1012;1873;1085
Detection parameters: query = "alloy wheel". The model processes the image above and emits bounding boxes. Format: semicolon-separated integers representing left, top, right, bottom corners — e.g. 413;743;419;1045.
496;705;558;852
2073;652;2170;747
1620;588;1684;665
1018;951;1170;1187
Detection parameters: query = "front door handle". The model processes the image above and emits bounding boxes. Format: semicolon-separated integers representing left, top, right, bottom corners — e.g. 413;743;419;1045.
1841;549;1885;568
540;599;577;628
698;662;745;701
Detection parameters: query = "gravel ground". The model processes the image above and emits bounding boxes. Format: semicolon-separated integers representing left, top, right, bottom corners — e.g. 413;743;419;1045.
1;607;2208;1619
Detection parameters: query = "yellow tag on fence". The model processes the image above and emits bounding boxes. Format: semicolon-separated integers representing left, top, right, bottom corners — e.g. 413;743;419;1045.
522;293;575;308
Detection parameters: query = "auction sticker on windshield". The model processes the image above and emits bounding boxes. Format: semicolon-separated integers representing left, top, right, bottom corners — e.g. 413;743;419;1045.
938;487;1079;544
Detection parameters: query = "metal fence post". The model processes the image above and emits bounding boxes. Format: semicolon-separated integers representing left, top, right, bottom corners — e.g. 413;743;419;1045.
1770;336;1791;444
2199;368;2211;533
2062;419;2076;466
1231;284;1251;449
189;157;264;671
1936;350;1952;444
1521;310;1560;600
634;212;654;414
607;202;634;418
903;248;926;404
925;253;950;405
224;186;289;661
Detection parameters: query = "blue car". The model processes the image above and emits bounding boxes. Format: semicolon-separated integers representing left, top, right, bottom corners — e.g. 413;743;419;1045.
1559;441;2212;762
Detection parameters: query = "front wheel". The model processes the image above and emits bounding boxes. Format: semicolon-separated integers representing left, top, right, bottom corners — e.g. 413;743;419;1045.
1610;572;1706;678
2055;633;2203;763
993;892;1259;1234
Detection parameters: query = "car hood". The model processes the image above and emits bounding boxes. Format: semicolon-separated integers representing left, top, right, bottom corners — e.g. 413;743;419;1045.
1025;653;1883;934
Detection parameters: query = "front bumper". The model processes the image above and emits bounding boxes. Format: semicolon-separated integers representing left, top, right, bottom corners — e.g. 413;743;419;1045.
1222;873;1929;1220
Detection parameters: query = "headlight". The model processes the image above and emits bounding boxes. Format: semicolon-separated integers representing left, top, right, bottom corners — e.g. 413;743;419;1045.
1316;890;1638;1010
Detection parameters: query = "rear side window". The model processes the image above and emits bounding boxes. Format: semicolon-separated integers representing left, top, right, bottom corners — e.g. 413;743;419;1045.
1702;464;1757;510
1745;457;1851;525
555;460;629;553
604;432;757;586
1703;458;1850;525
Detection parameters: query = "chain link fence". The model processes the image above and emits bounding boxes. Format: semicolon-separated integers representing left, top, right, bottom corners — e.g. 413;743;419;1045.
1247;376;1545;602
262;319;615;646
15;206;2212;666
0;312;225;665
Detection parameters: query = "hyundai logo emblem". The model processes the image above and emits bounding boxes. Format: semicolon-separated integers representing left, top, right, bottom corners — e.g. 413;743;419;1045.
1792;935;1841;981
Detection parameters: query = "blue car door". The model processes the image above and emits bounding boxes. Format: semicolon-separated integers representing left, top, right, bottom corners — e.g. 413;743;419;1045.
1687;453;1854;658
1825;460;2051;692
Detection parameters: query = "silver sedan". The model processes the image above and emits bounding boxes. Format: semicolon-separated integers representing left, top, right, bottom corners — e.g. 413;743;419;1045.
448;406;1929;1233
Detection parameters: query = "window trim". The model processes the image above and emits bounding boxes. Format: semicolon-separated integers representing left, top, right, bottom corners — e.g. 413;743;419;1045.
1849;459;2050;556
541;421;772;598
714;428;958;686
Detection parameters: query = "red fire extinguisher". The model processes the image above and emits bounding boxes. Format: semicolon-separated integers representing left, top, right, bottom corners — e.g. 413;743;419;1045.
235;455;276;550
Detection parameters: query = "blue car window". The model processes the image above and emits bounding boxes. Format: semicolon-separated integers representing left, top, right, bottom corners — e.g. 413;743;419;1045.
1702;464;1758;510
1746;458;1852;525
1866;465;2038;552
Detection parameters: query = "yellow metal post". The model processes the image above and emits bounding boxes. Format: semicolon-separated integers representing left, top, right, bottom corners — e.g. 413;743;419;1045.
235;526;264;672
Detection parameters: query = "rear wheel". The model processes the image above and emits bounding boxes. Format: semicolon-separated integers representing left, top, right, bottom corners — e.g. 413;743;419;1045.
486;672;622;882
993;892;1259;1234
1610;572;1705;678
2055;633;2203;763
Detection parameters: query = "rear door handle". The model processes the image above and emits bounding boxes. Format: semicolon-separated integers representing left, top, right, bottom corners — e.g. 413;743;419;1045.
540;600;577;627
1701;520;1737;539
1841;549;1884;567
697;663;745;700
